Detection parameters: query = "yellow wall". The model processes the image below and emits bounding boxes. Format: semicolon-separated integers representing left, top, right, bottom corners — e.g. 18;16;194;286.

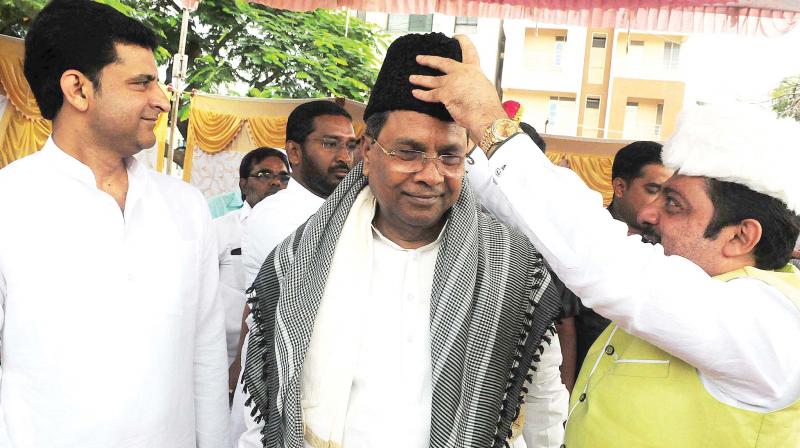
523;28;568;76
502;88;576;135
607;78;685;140
614;33;687;76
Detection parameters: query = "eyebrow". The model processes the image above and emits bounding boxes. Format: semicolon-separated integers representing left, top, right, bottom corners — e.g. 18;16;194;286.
128;74;158;83
662;186;687;203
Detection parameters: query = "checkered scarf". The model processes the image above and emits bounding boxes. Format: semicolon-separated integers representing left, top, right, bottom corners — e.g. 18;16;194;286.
243;163;561;448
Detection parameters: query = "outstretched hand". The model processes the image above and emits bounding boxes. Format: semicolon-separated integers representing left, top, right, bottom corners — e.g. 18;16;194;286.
410;35;508;145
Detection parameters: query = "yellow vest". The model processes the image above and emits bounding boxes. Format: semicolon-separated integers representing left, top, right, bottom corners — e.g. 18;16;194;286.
564;264;800;448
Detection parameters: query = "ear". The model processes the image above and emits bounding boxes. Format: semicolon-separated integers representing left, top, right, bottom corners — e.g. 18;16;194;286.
286;141;302;168
238;178;247;195
361;137;373;177
721;218;763;261
60;70;92;113
612;177;627;199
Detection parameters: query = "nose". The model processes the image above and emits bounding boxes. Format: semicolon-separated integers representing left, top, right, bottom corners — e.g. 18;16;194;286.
152;84;171;114
637;200;659;228
414;157;445;186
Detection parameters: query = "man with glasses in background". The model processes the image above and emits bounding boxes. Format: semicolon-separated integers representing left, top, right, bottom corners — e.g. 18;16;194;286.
237;33;567;448
215;147;290;394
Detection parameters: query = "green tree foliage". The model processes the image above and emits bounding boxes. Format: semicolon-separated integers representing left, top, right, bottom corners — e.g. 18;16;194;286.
771;75;800;122
1;0;386;105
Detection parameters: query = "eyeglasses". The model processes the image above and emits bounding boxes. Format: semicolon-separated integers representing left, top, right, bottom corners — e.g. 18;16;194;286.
368;136;471;178
249;171;291;183
307;137;359;153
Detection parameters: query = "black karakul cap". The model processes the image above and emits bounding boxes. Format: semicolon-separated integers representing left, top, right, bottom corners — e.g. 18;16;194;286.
364;32;462;123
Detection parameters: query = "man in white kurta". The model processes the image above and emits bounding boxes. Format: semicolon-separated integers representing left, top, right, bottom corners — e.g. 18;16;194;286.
0;2;228;446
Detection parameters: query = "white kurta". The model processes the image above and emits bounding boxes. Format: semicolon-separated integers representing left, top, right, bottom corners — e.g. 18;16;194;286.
214;201;252;366
0;139;229;447
242;179;325;287
467;135;800;412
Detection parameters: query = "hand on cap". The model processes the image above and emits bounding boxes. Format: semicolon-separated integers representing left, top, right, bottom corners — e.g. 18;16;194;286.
410;35;507;145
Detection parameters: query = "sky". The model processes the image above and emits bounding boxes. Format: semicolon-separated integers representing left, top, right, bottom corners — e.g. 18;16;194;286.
681;26;800;107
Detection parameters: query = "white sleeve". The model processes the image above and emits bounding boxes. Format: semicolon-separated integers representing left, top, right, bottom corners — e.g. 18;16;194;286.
467;135;800;411
0;267;13;447
243;204;289;288
521;334;568;448
194;204;231;447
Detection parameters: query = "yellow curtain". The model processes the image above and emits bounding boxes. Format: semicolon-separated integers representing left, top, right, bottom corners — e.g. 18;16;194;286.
185;104;245;180
548;151;614;205
0;36;51;169
247;116;288;148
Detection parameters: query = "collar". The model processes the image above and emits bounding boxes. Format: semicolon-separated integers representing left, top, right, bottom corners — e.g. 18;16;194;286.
370;220;446;254
41;137;148;207
286;177;326;203
238;200;252;223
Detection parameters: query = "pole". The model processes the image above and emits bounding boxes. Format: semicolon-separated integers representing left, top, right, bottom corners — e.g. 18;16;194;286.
493;19;506;102
166;8;190;176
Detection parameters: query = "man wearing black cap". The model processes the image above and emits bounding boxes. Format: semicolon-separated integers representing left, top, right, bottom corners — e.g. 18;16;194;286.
237;33;568;448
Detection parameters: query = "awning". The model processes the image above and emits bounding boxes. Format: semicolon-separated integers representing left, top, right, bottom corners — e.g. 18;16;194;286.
244;0;800;35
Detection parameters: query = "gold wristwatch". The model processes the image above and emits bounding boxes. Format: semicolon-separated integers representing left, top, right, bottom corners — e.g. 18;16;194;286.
478;118;520;155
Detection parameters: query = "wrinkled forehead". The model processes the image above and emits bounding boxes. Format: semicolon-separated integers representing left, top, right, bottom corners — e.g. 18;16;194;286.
383;110;468;151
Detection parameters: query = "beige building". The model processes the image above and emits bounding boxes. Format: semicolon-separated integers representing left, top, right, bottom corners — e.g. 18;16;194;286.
501;23;687;141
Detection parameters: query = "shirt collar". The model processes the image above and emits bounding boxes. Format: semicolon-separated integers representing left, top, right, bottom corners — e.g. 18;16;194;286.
41;137;149;207
239;200;252;223
371;220;446;254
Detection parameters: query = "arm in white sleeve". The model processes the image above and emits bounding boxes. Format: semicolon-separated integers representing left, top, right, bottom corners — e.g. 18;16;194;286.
521;333;568;448
467;136;800;410
243;203;294;288
0;270;13;447
194;206;231;447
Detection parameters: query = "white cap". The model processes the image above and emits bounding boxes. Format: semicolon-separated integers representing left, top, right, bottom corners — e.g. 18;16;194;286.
662;103;800;214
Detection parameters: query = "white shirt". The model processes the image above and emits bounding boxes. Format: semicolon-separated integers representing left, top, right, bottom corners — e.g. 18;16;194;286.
214;201;251;366
242;179;325;288
0;139;229;447
467;135;800;412
338;226;439;448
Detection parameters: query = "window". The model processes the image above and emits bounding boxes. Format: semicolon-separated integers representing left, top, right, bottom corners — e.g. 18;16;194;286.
663;41;681;69
586;96;600;109
623;102;639;139
655;103;664;139
592;34;607;48
454;16;478;34
554;35;566;66
387;14;433;33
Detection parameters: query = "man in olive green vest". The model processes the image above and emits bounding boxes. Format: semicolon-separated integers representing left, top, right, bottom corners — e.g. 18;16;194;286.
408;35;800;447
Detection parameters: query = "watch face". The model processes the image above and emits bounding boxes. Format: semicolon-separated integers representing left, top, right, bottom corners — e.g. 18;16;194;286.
494;119;519;138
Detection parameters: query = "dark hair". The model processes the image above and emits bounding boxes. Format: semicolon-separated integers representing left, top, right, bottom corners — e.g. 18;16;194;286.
364;110;390;139
239;147;290;179
285;100;352;144
520;122;546;153
704;178;800;270
612;141;663;181
24;0;158;120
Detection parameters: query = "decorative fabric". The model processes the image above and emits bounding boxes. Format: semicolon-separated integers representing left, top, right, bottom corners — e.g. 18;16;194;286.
189;147;246;198
0;35;51;168
247;1;800;36
242;162;563;448
363;32;461;123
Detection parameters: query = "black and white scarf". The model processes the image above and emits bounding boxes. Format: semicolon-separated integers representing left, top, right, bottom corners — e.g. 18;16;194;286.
243;163;562;447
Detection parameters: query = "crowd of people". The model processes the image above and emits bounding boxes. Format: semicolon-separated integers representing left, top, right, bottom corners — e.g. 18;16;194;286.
0;1;799;448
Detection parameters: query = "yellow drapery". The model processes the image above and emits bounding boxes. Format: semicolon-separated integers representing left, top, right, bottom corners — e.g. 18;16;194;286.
247;115;289;149
547;151;614;205
184;94;366;182
0;35;51;168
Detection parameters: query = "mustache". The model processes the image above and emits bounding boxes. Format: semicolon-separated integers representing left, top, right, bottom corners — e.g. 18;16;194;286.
640;224;661;245
329;162;350;172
